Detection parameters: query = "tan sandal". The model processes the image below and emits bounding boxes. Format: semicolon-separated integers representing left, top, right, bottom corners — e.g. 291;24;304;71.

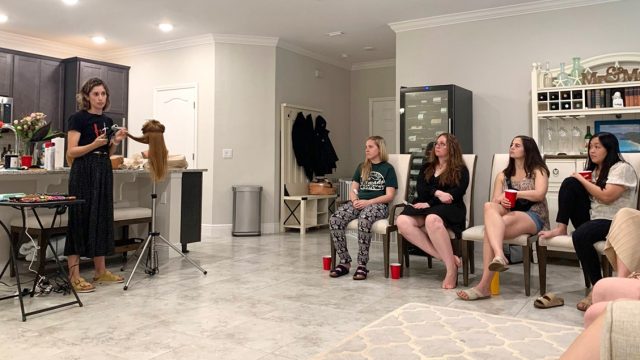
577;292;592;312
534;292;565;309
488;256;509;272
72;277;96;293
93;270;124;284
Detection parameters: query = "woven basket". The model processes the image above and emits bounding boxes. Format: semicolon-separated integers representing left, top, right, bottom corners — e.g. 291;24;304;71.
309;180;336;195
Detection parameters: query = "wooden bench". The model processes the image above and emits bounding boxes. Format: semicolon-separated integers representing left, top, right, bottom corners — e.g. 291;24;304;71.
10;207;152;276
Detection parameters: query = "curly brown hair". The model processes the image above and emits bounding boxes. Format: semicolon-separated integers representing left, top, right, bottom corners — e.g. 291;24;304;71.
424;133;465;186
76;78;111;111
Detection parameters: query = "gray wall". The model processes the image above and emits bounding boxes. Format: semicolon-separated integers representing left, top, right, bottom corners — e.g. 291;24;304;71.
214;43;277;229
349;66;396;171
111;44;216;225
275;47;352;181
396;0;640;224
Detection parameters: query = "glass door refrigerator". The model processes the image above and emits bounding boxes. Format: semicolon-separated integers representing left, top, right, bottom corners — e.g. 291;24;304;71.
400;84;473;202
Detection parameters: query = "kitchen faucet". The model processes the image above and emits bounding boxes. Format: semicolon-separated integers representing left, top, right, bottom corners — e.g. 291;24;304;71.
1;124;20;154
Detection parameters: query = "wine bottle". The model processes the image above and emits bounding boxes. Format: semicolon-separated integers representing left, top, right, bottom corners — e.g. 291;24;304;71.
583;125;592;153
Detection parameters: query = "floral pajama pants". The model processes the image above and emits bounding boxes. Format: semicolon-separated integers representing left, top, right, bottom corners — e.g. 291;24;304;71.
330;201;389;266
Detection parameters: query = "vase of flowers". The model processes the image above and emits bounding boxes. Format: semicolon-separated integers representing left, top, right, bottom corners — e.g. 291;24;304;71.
14;112;47;167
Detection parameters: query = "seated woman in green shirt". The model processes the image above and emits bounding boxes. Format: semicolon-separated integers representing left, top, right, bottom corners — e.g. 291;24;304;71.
329;136;398;280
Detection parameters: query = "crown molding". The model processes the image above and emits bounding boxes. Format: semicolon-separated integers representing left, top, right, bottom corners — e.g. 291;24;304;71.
351;59;395;71
0;30;102;59
105;34;214;60
213;34;279;47
389;0;620;32
277;40;350;70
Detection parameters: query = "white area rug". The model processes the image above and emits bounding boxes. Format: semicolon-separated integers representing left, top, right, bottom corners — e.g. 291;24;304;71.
315;303;581;360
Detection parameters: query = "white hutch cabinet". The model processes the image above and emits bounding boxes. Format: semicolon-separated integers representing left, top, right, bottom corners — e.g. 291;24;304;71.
531;53;640;228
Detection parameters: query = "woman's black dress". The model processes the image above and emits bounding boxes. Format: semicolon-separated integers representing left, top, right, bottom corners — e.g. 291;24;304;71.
64;110;115;257
400;163;470;236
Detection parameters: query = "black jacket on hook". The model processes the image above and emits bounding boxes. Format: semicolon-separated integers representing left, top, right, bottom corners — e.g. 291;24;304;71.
313;115;339;176
291;112;316;180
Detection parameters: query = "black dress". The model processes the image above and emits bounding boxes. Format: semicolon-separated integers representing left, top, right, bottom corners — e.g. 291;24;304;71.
400;164;469;236
64;110;114;257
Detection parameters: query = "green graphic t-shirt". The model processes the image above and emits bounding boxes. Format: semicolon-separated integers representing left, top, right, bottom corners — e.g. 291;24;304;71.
352;161;398;200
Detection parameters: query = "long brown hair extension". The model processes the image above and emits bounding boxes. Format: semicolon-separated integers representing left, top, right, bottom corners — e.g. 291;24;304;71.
127;119;169;181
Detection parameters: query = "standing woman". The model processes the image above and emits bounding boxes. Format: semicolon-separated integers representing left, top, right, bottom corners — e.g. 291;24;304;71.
64;78;128;292
539;132;637;310
330;136;397;280
396;133;469;289
458;135;550;300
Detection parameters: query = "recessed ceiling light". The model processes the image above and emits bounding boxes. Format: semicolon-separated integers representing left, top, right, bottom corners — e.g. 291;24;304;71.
326;31;344;37
363;46;375;51
91;36;106;44
158;23;174;32
62;0;79;5
340;53;348;59
0;14;8;23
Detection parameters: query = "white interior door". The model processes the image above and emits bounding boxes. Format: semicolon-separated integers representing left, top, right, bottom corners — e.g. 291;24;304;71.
153;84;198;165
370;97;397;153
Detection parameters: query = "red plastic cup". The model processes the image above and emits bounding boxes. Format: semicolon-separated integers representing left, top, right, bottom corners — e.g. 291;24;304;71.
322;256;331;270
504;189;517;209
20;155;32;168
579;170;592;181
390;263;401;279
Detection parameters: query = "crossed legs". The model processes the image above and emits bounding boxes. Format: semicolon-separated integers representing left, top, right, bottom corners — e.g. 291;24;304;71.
458;202;537;299
397;214;459;289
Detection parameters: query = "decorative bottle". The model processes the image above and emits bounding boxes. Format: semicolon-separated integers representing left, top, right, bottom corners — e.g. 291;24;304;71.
570;57;583;85
556;62;570;87
583;126;592;154
543;61;553;88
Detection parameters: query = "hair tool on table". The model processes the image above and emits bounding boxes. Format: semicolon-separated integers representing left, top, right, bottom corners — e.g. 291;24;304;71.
126;120;169;181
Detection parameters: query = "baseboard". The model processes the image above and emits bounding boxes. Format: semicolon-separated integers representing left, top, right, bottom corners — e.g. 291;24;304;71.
200;222;279;240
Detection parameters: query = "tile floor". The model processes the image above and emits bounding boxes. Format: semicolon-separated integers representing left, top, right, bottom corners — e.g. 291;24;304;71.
0;229;589;359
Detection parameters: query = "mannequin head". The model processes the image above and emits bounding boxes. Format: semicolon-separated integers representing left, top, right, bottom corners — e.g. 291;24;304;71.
127;119;168;181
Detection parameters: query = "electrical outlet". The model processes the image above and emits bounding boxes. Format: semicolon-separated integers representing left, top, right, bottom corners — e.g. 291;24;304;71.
222;148;233;159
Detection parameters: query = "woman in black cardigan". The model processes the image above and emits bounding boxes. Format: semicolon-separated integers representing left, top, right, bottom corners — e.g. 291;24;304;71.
396;133;469;289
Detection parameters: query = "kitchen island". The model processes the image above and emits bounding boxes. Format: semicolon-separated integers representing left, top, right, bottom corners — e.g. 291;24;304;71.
0;168;207;266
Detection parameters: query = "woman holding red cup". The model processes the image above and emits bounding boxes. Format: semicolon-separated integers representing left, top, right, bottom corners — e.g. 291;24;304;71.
539;132;637;311
458;136;549;301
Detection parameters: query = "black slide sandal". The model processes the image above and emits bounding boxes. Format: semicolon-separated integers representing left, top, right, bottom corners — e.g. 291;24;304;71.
353;266;369;280
329;264;350;278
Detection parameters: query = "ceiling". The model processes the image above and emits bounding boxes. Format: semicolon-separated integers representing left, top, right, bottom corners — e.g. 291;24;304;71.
0;0;550;66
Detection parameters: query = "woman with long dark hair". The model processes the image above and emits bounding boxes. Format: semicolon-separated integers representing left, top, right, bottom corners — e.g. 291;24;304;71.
458;135;550;300
396;133;469;289
539;132;637;310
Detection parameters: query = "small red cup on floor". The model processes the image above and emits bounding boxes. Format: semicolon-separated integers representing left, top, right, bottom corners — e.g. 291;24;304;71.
504;189;517;208
390;263;401;279
578;170;592;181
322;256;332;270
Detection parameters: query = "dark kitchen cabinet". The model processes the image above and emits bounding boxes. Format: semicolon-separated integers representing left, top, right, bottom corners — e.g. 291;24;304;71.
63;58;129;155
12;55;64;131
0;52;13;97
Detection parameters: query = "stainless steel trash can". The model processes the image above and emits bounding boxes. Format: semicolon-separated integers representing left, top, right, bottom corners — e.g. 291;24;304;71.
232;185;262;236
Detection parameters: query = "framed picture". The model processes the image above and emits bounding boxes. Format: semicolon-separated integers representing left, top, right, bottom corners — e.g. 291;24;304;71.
594;120;640;153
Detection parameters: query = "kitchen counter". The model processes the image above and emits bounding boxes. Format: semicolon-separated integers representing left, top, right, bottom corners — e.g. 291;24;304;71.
0;168;207;176
0;168;207;266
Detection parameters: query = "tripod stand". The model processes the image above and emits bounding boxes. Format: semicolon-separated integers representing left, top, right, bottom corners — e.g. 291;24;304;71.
122;181;207;290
